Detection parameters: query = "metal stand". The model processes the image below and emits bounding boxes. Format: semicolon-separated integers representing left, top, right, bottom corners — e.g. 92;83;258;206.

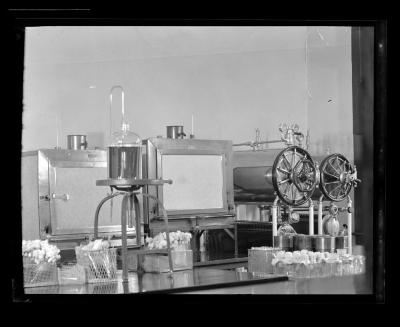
271;196;279;247
347;195;353;255
94;178;173;285
318;195;324;235
308;199;314;235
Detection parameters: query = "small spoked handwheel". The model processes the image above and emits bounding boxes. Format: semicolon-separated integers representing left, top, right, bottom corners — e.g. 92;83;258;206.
272;146;317;206
319;153;354;202
292;158;318;193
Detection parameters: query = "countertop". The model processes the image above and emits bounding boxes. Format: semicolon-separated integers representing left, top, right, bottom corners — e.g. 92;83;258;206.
24;268;288;295
23;267;372;295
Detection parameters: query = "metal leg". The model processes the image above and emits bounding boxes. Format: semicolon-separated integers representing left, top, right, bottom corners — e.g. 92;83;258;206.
308;199;314;235
122;280;129;294
318;195;324;235
127;193;133;228
347;196;353;255
120;194;129;283
133;193;143;271
272;197;279;246
133;193;141;247
234;223;238;258
94;187;173;285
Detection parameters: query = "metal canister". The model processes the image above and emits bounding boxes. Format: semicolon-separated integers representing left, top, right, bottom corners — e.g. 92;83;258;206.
335;236;348;251
166;126;186;139
273;235;293;251
312;235;336;253
292;234;312;251
67;135;87;150
108;145;142;180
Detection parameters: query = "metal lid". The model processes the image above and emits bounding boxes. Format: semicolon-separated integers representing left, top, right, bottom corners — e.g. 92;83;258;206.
335;235;348;249
273;235;294;249
312;235;335;252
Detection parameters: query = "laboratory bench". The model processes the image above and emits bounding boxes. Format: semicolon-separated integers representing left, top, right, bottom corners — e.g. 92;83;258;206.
23;266;371;295
24;267;287;295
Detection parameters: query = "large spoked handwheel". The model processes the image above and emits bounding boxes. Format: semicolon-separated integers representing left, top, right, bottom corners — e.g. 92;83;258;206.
319;153;355;202
272;146;317;206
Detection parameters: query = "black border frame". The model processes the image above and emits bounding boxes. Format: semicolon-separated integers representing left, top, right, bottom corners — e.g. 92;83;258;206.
6;11;388;305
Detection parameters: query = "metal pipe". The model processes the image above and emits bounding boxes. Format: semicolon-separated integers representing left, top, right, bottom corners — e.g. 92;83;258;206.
127;193;134;228
347;195;353;255
318;195;324;235
133;194;141;246
308;199;314;235
233;139;283;147
272;197;279;246
94;192;124;239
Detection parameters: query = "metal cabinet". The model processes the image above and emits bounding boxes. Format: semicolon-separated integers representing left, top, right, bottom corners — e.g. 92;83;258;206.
21;149;135;246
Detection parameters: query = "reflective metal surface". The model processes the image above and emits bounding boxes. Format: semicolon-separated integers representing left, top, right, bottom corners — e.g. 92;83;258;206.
67;135;87;150
233;147;317;205
166;125;186;139
96;178;172;187
24;268;287;294
181;274;372;294
108;146;142;180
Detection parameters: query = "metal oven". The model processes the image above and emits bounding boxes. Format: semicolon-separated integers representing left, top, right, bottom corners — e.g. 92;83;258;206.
21;149;133;249
142;138;235;235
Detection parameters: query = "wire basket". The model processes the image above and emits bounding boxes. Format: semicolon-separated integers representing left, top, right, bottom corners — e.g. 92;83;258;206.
75;247;117;283
248;247;280;275
87;281;119;294
23;256;59;288
58;263;87;285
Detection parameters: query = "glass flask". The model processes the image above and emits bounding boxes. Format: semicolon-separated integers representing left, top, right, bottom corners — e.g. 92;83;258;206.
277;222;297;235
107;86;142;180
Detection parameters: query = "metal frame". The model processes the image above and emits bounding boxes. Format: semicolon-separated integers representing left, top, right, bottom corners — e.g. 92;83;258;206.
143;138;235;223
30;149;135;238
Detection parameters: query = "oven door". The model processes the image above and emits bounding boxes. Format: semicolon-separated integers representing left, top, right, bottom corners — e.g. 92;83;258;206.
144;138;235;220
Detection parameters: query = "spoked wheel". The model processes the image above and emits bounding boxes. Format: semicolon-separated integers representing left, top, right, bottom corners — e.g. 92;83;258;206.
272;146;317;206
319;153;355;202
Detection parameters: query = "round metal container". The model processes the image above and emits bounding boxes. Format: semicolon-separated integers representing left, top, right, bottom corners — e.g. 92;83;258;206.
292;234;312;251
311;235;336;253
273;235;293;251
166;126;186;139
335;236;348;250
108;145;142;180
67;135;87;150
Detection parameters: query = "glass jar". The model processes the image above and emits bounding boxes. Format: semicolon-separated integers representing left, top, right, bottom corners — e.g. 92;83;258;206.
330;259;343;277
274;261;295;277
353;255;366;274
108;122;142;180
294;262;310;278
108;85;142;181
341;256;354;275
320;261;332;278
